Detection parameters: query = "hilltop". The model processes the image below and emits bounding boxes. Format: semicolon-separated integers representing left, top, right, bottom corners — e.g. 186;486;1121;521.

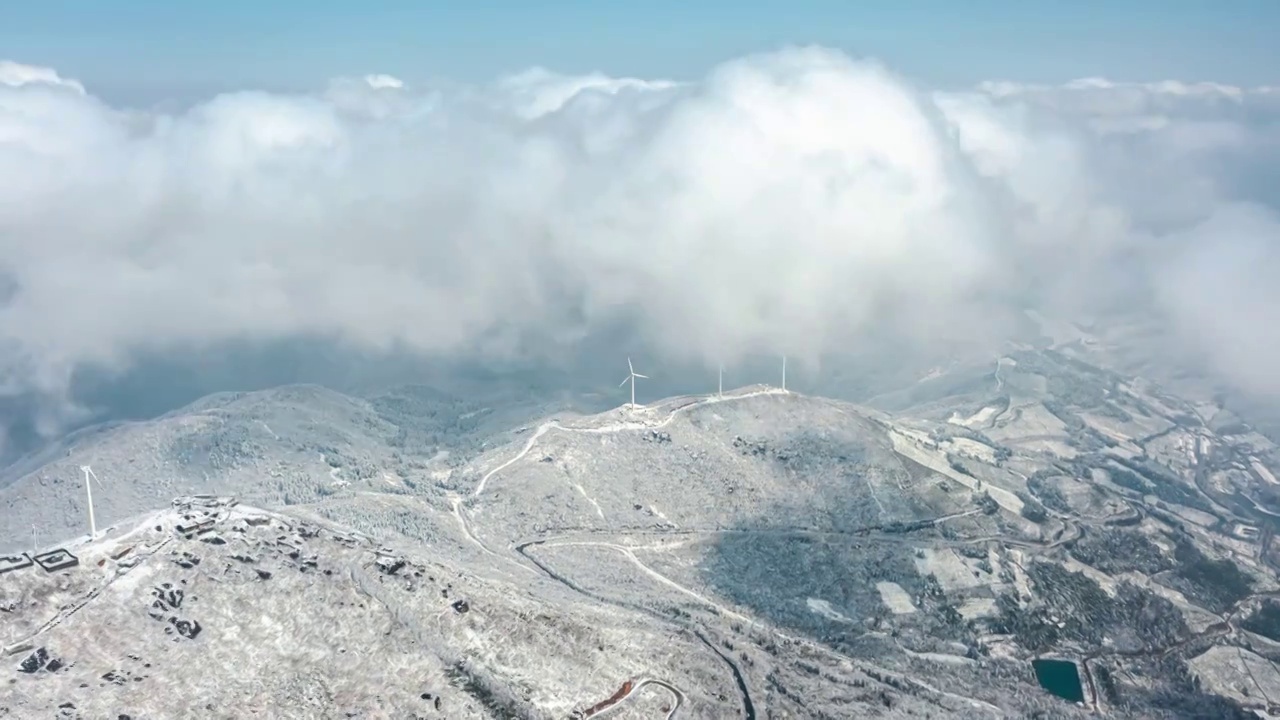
0;383;562;551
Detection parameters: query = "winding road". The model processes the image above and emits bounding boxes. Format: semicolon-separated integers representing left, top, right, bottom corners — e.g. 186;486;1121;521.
471;386;787;499
578;677;686;719
453;385;1037;717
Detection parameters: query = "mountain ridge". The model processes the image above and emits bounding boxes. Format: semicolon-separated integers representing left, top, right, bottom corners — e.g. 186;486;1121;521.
5;356;1280;717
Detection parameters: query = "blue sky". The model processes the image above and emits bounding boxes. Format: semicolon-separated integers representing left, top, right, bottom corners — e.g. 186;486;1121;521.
4;0;1279;101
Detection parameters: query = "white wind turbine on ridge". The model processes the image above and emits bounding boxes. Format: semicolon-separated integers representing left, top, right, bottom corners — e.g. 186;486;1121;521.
80;464;105;540
620;357;649;408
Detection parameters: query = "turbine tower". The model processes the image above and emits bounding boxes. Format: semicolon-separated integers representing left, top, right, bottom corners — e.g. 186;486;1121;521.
80;465;103;540
619;357;649;408
782;355;787;392
718;363;724;399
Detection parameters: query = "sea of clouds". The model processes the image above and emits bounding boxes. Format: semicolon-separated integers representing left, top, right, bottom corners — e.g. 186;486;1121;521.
2;47;1278;446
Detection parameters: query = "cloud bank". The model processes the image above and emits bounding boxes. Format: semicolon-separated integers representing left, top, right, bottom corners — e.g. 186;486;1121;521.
2;47;1279;440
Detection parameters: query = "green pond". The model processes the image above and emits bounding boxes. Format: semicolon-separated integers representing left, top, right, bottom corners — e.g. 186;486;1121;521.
1032;658;1084;703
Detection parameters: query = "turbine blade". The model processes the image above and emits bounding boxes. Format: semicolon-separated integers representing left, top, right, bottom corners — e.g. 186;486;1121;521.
628;357;634;373
633;373;649;379
619;377;630;387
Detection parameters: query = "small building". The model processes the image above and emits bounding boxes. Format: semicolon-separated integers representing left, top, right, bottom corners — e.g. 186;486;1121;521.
1234;523;1261;540
0;553;34;576
33;548;78;573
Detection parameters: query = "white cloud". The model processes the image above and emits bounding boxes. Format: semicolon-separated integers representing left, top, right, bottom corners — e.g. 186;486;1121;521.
363;73;404;90
0;60;85;94
1153;203;1280;396
496;66;681;119
1;47;1279;436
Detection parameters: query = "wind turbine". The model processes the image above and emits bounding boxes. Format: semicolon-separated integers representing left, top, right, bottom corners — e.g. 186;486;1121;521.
619;357;648;408
80;465;104;540
782;355;788;392
718;363;724;399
